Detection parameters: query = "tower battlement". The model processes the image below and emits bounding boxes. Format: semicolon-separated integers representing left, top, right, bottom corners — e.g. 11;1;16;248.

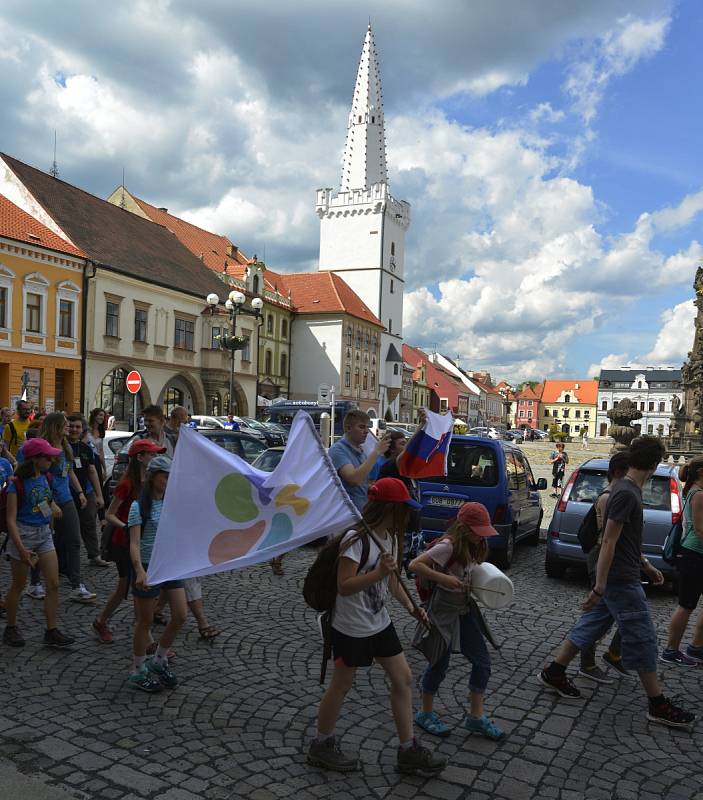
315;185;410;228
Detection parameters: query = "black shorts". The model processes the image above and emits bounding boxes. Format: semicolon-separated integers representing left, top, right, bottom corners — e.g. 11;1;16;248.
552;473;564;488
331;623;402;668
107;543;131;579
677;549;703;610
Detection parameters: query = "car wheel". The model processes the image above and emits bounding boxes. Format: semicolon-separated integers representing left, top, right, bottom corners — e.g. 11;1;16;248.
492;527;515;570
525;512;543;546
545;557;566;579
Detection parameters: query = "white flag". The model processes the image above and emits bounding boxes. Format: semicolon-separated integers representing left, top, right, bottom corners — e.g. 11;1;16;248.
146;412;361;584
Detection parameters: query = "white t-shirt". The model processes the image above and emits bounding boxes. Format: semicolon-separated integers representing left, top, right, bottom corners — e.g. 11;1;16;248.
427;540;474;593
332;529;397;637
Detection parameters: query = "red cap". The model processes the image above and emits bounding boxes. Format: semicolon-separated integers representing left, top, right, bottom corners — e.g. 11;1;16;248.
368;477;422;509
22;438;62;459
128;439;167;457
455;502;498;537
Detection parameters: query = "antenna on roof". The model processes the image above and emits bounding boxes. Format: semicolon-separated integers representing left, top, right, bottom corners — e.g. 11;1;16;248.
119;167;126;209
49;131;59;179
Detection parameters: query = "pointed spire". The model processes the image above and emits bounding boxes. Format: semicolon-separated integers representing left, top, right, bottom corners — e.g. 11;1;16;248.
340;24;387;192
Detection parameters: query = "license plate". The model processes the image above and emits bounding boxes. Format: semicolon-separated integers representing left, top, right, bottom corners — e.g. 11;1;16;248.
429;496;463;507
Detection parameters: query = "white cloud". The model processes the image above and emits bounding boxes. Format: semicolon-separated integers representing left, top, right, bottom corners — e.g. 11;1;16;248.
643;300;696;364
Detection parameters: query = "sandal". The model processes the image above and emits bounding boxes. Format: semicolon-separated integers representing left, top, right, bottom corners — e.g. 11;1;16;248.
153;612;168;626
198;626;221;641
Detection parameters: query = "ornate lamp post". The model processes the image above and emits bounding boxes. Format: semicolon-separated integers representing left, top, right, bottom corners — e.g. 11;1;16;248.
206;291;264;416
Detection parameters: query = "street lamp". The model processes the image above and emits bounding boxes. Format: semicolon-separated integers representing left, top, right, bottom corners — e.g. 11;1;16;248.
206;290;263;417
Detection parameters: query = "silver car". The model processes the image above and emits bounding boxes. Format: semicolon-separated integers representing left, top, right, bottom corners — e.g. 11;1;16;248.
545;458;681;579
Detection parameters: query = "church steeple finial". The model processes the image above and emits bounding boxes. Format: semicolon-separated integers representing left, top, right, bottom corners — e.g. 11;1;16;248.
340;24;387;192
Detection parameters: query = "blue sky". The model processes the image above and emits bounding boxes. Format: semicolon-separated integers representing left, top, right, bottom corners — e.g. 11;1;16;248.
0;0;701;382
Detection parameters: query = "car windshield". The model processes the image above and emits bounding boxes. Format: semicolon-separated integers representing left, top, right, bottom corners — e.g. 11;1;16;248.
423;443;498;486
570;470;671;510
254;450;284;472
241;418;266;430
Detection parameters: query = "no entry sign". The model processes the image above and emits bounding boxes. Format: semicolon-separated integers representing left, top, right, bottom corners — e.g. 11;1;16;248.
126;370;142;395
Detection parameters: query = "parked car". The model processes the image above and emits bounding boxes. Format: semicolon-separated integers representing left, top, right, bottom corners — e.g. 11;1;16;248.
419;435;548;569
505;429;525;443
103;431;132;479
110;428;266;491
545;458;680;580
251;446;286;472
190;414;269;443
238;417;286;446
531;429;549;440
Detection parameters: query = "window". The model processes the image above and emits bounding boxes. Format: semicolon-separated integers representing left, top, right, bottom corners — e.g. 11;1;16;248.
391;242;395;256
281;318;288;339
355;329;362;349
0;286;6;328
135;309;148;342
424;443;498;487
564;394;571;403
563;409;569;418
363;369;368;390
210;325;221;349
174;318;195;350
26;292;41;332
241;335;251;361
346;326;352;346
528;400;533;406
370;369;376;389
266;315;273;335
552;409;558;417
344;368;351;388
519;410;524;418
640;402;645;411
584;410;589;418
265;349;272;374
393;363;399;375
59;299;73;338
105;301;119;337
601;400;607;411
354;367;359;388
575;409;581;418
647;424;653;434
163;387;184;417
390;280;394;294
364;332;370;350
659;401;666;412
440;399;448;412
648;401;654;411
280;352;287;376
388;318;392;333
99;367;140;423
575;425;580;432
527;411;532;418
613;401;619;408
638;382;642;388
253;275;260;294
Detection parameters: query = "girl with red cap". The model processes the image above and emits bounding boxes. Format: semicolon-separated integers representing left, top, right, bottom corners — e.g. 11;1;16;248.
308;477;446;777
2;438;74;648
410;501;505;740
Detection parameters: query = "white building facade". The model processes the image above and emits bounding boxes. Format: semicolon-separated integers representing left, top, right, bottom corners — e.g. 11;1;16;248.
316;24;409;420
596;369;682;437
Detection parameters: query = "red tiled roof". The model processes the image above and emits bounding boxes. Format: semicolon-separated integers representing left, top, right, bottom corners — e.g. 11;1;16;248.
541;380;598;404
517;383;544;401
472;378;502;397
402;344;469;406
0;194;86;258
282;272;383;326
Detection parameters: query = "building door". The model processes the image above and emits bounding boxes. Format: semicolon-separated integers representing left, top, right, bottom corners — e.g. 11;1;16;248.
600;423;608;436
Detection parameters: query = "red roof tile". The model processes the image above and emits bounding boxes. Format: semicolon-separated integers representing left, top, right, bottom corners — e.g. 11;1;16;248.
0;194;86;258
283;272;383;326
517;383;544;401
541;380;598;404
402;344;469;406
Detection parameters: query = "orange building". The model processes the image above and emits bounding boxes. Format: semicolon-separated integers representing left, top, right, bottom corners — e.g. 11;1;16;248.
539;380;598;437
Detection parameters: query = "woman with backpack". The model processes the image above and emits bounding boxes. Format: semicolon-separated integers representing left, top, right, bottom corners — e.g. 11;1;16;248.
409;502;504;741
662;455;703;666
307;477;446;776
92;439;165;644
128;455;187;692
2;438;74;647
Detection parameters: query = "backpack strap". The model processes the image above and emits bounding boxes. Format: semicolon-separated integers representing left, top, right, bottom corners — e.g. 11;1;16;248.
8;422;17;448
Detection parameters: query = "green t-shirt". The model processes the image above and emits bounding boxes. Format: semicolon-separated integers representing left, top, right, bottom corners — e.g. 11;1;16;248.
682;488;703;556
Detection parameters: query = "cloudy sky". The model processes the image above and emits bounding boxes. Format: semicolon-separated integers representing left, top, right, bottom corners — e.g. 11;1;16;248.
1;0;701;382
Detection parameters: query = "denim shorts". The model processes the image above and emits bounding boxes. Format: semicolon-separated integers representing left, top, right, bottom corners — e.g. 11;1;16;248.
131;562;184;599
5;522;54;561
568;582;657;673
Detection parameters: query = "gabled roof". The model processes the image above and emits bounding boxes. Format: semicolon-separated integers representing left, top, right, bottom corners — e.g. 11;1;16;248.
1;154;227;300
541;380;598;404
282;271;383;326
403;344;469;406
0;194;86;258
472;378;502;397
517;383;544;401
386;343;403;362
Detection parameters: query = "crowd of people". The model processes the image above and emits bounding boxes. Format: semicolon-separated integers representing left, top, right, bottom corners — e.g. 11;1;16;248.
0;402;701;779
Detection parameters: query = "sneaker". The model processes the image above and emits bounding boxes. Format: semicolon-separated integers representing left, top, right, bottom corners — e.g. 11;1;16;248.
577;665;614;684
89;557;110;568
146;656;178;688
26;583;46;600
685;644;703;664
415;710;451;737
146;641;176;659
647;696;696;730
92;618;114;644
602;651;632;678
69;584;96;603
537;668;582;698
660;649;698;667
307;736;358;772
44;628;75;648
396;740;447;776
127;667;164;693
462;713;505;740
3;625;25;647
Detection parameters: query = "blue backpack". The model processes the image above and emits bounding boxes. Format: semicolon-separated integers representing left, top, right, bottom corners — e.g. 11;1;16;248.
663;489;697;565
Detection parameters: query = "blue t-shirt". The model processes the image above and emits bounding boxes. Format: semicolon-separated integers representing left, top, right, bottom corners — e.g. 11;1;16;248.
17;446;72;506
128;497;164;564
0;456;13;486
328;437;368;511
8;473;53;526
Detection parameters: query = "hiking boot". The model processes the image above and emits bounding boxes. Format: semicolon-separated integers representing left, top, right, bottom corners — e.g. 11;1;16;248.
577;665;614;684
25;583;46;600
3;625;25;647
685;644;703;664
127;667;164;693
396;740;447;776
538;668;581;698
462;713;505;740
44;628;75;648
415;710;451;737
307;736;358;772
146;657;178;688
660;649;697;667
647;696;696;730
92;618;114;644
602;651;631;678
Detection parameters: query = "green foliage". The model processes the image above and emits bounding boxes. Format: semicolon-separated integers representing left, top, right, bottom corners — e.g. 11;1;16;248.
548;423;569;442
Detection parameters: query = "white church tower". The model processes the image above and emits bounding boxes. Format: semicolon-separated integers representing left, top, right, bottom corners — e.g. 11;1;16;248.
316;23;410;419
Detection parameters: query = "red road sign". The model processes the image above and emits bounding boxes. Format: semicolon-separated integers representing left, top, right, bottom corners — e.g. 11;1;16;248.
126;370;142;395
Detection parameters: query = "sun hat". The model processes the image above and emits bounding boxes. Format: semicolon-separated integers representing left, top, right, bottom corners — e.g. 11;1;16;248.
368;477;422;509
455;502;498;537
128;439;167;457
23;438;62;459
146;455;173;474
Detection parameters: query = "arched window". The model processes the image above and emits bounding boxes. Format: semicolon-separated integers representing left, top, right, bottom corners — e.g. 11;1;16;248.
393;364;399;375
281;318;288;339
163;387;184;418
363;369;368;390
99;367;142;424
265;349;272;374
564;394;571;403
280;352;287;376
210;395;222;415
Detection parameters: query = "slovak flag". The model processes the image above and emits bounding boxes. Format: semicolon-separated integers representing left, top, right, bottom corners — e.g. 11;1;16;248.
398;409;453;478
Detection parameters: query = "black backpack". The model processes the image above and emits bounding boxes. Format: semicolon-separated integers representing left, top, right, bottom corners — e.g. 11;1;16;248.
577;489;610;554
303;531;370;612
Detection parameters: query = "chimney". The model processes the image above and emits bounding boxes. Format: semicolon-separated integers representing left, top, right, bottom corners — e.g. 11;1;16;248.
158;207;168;213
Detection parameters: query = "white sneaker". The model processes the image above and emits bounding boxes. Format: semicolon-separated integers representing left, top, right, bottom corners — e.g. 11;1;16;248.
26;583;46;600
70;584;97;603
89;557;110;567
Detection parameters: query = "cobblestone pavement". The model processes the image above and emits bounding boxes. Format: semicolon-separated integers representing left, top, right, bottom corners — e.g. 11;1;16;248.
1;533;702;800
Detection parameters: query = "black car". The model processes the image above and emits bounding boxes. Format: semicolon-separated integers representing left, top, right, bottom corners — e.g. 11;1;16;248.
109;428;267;492
238;417;287;446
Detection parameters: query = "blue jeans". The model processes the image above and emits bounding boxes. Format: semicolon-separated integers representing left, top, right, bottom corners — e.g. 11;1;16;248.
421;608;491;694
568;582;657;673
